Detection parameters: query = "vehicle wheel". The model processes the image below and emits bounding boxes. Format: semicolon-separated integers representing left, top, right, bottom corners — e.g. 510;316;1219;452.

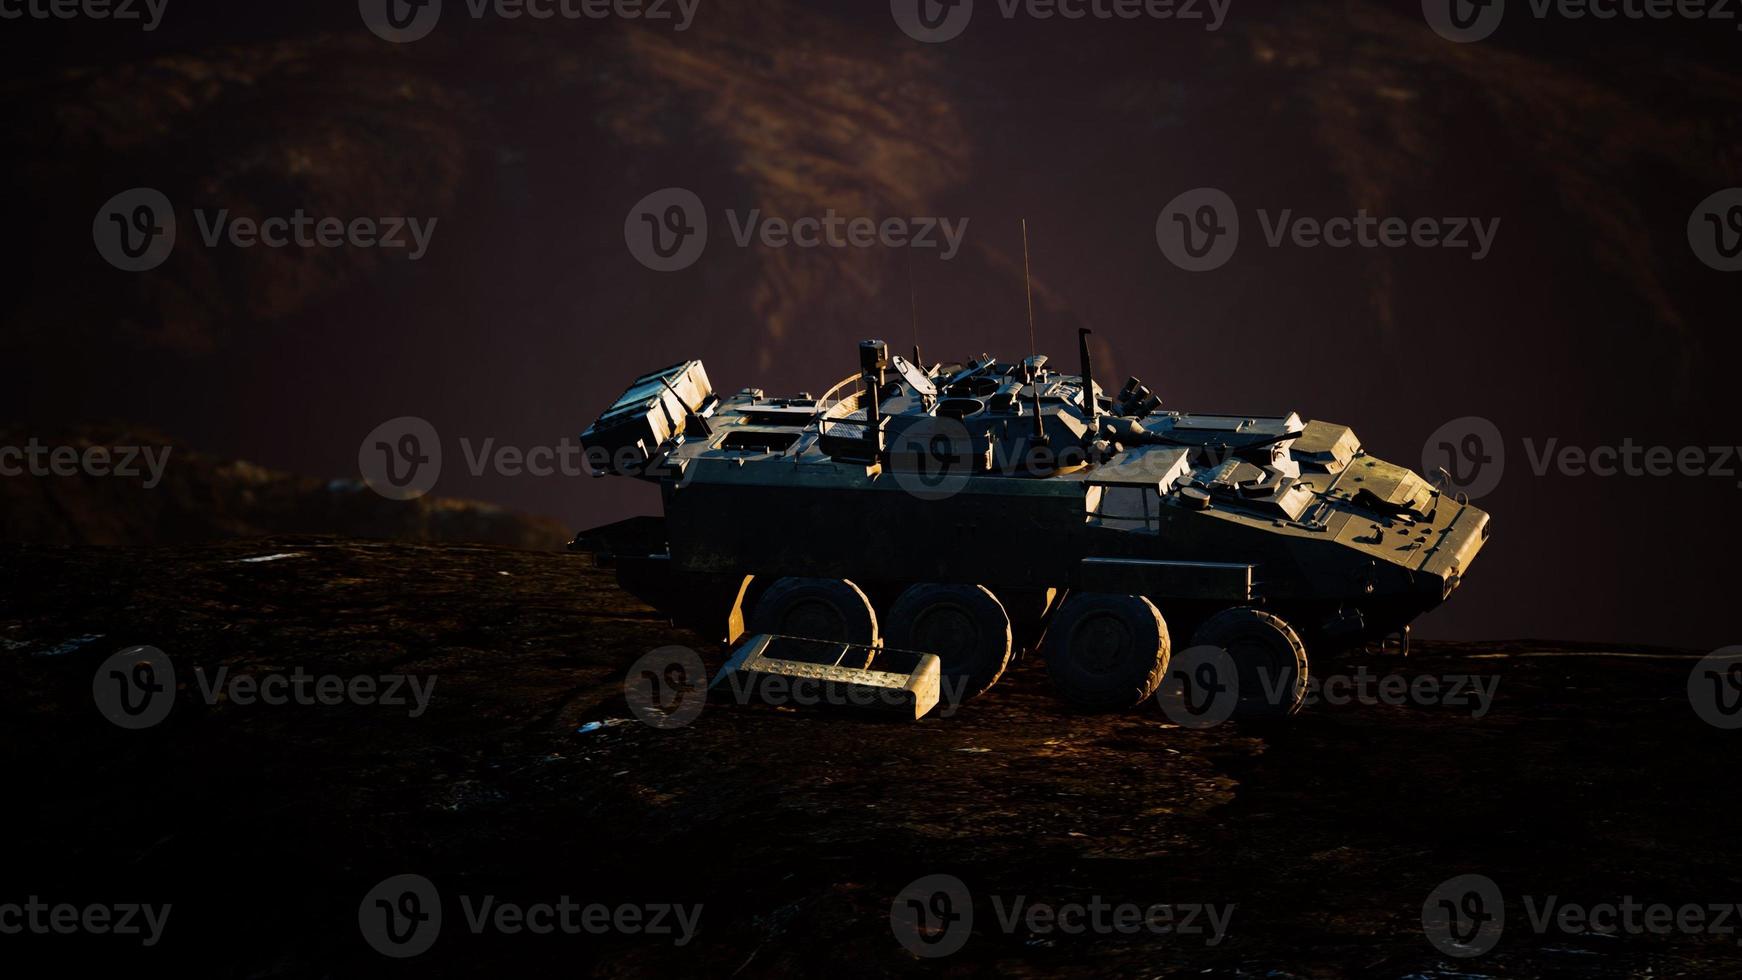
1190;607;1309;720
746;577;879;646
886;584;1012;700
1044;593;1170;711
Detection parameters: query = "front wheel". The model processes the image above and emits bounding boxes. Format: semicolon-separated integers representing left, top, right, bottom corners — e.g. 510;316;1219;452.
1189;607;1310;721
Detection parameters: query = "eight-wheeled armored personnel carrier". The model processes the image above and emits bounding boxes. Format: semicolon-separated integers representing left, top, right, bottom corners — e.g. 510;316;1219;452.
577;334;1490;719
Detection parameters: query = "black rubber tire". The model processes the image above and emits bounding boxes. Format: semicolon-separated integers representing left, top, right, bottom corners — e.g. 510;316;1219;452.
1044;593;1171;711
746;577;879;646
886;584;1013;700
1190;607;1310;721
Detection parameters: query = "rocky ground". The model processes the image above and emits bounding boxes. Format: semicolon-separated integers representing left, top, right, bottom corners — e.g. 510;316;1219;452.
3;537;1738;977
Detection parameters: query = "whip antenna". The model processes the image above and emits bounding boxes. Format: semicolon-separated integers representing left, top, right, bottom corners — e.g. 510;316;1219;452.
906;250;922;367
1022;219;1037;361
1021;219;1048;446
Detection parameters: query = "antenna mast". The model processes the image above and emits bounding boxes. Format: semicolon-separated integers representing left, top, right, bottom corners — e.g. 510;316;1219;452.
1022;219;1037;361
1021;219;1048;447
906;251;922;367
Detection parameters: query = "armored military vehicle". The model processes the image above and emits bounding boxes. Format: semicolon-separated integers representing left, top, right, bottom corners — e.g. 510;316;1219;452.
577;333;1490;719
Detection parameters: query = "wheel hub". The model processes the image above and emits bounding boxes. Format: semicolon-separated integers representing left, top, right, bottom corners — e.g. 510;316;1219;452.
911;602;977;658
783;598;847;641
1070;612;1134;675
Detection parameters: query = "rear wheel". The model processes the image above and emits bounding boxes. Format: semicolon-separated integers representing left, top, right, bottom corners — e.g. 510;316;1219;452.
1190;607;1309;720
1044;593;1171;711
885;583;1012;700
747;577;879;647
